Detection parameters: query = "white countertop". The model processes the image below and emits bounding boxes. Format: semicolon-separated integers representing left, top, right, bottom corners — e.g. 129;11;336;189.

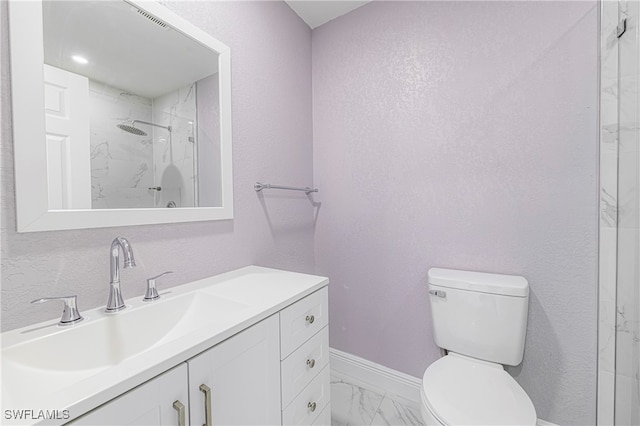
1;266;329;425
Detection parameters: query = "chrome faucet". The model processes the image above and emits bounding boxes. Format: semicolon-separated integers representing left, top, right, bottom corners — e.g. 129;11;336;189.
106;237;136;312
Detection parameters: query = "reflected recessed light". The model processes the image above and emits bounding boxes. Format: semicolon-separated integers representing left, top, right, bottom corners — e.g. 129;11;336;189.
72;55;88;65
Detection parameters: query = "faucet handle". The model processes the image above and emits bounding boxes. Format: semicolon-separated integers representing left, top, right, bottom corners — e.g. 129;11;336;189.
31;295;83;326
143;271;173;302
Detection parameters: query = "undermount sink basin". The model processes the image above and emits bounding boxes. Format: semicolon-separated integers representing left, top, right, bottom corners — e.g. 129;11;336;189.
2;292;249;373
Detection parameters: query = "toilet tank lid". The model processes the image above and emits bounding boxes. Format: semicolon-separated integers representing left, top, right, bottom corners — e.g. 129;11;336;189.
428;268;529;297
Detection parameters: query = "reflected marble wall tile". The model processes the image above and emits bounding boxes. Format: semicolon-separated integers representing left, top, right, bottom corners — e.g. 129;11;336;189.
88;80;155;208
152;83;197;208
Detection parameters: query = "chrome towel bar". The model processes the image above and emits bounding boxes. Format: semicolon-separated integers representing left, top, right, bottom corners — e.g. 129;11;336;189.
254;182;318;194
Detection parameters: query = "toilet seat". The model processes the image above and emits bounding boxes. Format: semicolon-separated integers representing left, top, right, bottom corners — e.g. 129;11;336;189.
421;353;537;425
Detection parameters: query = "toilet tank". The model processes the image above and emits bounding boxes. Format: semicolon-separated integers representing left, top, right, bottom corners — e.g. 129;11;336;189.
428;268;529;366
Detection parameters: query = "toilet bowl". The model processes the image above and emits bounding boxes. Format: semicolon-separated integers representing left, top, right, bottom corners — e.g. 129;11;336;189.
423;268;537;425
420;353;536;425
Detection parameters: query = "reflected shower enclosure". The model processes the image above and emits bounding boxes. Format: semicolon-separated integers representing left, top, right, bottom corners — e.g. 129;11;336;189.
90;80;200;209
41;0;223;210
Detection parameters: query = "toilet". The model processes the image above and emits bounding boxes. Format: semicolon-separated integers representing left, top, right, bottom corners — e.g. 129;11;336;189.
421;268;537;425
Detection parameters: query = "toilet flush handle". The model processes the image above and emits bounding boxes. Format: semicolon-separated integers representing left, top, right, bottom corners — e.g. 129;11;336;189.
429;290;447;299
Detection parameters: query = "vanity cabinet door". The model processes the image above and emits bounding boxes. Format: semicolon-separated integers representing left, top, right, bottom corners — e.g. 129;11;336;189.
188;314;281;426
69;364;189;425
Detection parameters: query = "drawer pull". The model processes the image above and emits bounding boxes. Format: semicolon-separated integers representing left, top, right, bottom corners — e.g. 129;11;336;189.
305;315;315;324
306;358;316;369
308;401;317;412
173;400;186;426
200;383;212;426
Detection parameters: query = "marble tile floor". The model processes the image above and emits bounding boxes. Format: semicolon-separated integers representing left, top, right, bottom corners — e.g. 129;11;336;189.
330;372;553;426
330;373;424;426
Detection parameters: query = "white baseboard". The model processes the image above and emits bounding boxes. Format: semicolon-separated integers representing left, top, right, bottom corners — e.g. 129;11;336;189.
329;347;558;426
329;347;422;403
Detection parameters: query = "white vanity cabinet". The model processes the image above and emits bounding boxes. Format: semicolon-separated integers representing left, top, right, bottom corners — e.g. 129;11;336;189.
188;314;281;426
69;364;190;425
28;269;331;426
69;317;281;426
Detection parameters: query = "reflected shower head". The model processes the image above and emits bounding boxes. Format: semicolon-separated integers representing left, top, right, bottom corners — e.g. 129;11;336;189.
117;119;171;136
117;124;147;136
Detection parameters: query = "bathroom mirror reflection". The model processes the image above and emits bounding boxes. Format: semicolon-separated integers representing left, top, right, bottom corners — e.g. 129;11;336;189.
8;0;233;231
42;0;221;209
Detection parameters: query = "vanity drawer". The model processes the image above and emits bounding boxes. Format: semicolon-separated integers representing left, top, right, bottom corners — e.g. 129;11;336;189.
282;366;330;426
281;326;329;407
280;287;328;358
311;403;331;426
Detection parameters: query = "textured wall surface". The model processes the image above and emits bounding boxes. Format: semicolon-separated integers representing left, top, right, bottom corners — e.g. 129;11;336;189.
312;2;599;424
2;1;602;424
1;1;314;331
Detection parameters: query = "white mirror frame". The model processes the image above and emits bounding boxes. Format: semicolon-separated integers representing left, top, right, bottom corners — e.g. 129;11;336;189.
8;0;233;232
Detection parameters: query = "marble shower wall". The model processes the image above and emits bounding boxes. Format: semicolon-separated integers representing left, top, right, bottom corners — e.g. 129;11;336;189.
152;83;197;208
615;1;640;424
599;1;640;424
89;80;155;208
598;2;620;424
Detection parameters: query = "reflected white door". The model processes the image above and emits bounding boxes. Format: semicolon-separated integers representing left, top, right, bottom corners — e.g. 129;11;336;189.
43;64;91;209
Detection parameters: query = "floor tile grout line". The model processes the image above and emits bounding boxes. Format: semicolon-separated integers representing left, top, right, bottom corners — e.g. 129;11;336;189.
368;393;388;426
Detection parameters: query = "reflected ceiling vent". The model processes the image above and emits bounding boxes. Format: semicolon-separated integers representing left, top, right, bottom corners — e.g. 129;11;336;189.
135;8;169;29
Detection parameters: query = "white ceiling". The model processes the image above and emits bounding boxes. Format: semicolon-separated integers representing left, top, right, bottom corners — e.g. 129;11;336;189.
43;1;219;99
285;1;370;29
44;1;369;98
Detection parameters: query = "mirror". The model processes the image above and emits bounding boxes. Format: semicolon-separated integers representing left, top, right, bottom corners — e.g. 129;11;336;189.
8;0;233;232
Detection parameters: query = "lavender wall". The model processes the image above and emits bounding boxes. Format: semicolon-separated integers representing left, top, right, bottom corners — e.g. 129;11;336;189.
0;1;314;331
2;1;601;423
312;2;599;424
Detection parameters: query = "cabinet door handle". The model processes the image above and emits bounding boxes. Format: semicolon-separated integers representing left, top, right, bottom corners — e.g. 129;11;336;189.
308;401;317;412
305;314;315;324
173;400;186;426
306;358;316;369
200;384;212;426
